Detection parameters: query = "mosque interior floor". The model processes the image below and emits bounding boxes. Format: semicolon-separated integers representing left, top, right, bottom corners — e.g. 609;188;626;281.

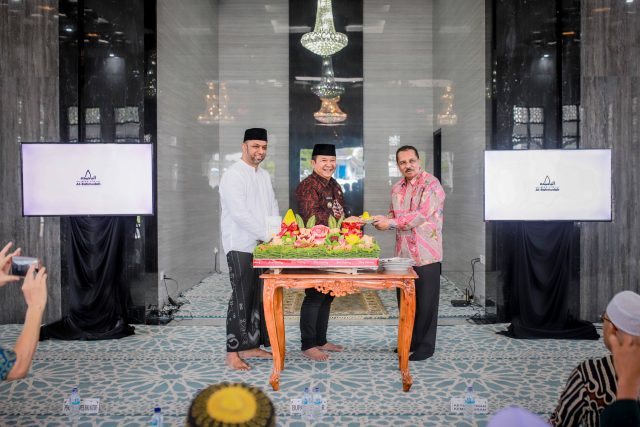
0;280;606;427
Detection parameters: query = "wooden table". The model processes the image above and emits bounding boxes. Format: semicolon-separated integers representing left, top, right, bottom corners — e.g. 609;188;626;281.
260;268;417;392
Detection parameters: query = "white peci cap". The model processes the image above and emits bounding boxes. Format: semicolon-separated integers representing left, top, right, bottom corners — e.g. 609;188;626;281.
606;291;640;336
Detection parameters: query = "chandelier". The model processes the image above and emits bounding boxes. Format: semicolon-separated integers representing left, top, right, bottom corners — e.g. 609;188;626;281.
314;96;347;124
312;56;344;99
301;0;348;57
436;85;458;126
198;81;234;124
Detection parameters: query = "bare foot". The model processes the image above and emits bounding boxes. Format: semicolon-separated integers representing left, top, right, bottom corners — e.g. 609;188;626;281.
302;347;329;361
226;352;251;371
318;342;343;352
239;348;273;359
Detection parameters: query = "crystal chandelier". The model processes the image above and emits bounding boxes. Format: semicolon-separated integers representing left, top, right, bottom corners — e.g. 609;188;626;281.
312;56;344;99
314;96;347;124
198;82;234;124
301;0;348;57
436;85;458;126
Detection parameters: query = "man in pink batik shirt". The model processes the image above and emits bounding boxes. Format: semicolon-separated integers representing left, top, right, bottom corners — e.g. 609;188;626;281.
374;145;445;361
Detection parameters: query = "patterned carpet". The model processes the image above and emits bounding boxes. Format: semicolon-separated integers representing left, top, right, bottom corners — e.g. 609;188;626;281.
173;273;483;320
0;322;606;426
283;290;388;318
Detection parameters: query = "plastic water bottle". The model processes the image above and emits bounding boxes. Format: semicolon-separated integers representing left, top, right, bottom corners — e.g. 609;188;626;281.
302;387;312;419
463;384;476;418
150;407;164;426
68;387;81;422
312;386;323;418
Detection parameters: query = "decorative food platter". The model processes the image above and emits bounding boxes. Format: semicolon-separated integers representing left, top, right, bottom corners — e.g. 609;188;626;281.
253;209;380;274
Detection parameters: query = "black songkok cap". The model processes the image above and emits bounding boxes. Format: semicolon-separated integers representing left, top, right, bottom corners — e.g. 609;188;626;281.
243;128;268;142
312;143;336;157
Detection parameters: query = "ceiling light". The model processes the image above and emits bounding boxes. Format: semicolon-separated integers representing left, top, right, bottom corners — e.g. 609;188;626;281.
301;0;348;56
314;96;347;124
311;56;344;99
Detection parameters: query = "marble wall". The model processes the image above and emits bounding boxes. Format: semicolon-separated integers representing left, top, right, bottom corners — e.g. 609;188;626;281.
0;0;61;323
157;0;221;304
218;0;289;221
433;0;487;304
363;0;435;258
580;0;640;320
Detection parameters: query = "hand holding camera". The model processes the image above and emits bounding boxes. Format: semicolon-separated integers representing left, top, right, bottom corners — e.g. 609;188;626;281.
1;241;48;381
1;242;42;284
0;241;21;286
22;264;47;312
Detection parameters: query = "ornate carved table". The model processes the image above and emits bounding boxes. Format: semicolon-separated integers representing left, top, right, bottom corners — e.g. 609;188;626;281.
260;268;417;392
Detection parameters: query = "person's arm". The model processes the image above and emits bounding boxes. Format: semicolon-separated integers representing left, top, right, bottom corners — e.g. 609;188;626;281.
600;332;640;427
6;265;47;381
548;366;587;426
392;180;444;231
610;333;640;399
220;169;268;241
373;202;396;231
270;183;280;218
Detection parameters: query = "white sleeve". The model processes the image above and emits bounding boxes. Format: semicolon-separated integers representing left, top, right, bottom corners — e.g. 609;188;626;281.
219;169;265;241
270;184;280;217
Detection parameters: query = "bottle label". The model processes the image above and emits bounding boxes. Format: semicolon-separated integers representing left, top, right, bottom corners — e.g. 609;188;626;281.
450;397;488;414
62;398;101;414
290;398;327;415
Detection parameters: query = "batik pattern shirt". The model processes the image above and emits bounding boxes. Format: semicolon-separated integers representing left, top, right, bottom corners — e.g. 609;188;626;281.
388;170;445;267
296;172;345;225
0;346;16;381
550;355;622;427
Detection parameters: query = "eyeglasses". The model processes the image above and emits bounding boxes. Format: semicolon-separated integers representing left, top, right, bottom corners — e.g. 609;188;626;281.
600;313;611;323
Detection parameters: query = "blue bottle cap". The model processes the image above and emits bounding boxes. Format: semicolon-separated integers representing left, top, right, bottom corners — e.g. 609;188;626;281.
154;407;161;413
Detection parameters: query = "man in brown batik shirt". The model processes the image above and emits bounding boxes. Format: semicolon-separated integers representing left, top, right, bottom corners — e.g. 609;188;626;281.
295;143;346;361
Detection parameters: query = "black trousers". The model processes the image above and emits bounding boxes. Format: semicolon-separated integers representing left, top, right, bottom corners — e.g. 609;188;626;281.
397;262;441;356
300;288;334;351
225;251;270;352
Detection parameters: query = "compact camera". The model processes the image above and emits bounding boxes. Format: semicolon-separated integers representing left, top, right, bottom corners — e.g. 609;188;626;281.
11;256;39;277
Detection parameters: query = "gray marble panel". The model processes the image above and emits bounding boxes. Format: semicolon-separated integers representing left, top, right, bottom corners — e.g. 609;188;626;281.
580;0;640;320
433;0;487;304
0;1;61;324
363;0;435;258
157;0;221;306
218;0;289;210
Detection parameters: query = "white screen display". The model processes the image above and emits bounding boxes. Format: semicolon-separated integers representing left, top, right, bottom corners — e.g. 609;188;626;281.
484;149;611;221
22;143;154;216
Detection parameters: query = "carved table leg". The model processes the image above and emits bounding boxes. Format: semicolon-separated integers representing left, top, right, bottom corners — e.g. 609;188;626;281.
263;279;281;391
398;280;416;392
274;286;286;371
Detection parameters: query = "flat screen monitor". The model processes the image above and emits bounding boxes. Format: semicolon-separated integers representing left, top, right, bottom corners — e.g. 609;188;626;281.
484;149;612;221
21;143;154;216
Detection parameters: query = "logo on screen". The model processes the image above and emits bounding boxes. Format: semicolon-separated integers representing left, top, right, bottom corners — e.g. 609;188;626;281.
535;175;559;192
76;170;101;186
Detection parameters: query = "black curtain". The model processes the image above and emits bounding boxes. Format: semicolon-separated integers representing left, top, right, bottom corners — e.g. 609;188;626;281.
41;217;135;340
501;222;598;339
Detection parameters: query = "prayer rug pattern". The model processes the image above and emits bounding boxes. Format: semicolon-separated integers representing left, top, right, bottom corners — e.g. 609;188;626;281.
282;289;388;318
174;273;483;320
